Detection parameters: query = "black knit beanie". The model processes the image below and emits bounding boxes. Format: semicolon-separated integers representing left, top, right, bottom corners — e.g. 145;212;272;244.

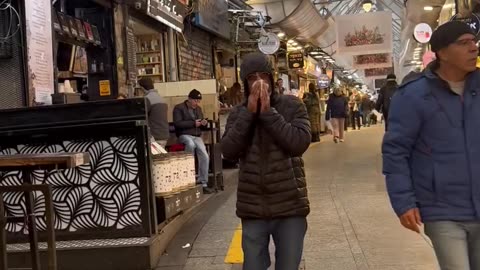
430;21;475;52
240;53;273;81
188;89;202;100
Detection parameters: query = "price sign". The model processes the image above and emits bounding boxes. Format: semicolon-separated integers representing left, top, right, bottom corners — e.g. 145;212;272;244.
288;52;304;69
99;80;111;96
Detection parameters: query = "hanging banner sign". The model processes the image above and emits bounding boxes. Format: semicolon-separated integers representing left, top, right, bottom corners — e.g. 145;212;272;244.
450;13;480;36
335;11;393;55
288;52;304;69
413;23;433;43
258;32;280;55
352;53;393;69
25;0;54;105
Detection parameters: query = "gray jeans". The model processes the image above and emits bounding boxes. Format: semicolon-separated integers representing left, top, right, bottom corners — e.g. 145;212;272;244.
178;135;209;187
242;217;307;270
425;221;480;270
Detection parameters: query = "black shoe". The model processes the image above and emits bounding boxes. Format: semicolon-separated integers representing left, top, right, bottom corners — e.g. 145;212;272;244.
203;187;215;194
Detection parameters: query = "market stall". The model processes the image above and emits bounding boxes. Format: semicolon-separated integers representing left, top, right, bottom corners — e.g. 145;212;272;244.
0;99;205;270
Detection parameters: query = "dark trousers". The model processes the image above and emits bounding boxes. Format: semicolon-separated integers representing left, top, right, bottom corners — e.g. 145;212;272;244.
384;112;389;131
351;111;361;130
242;216;307;270
362;110;371;127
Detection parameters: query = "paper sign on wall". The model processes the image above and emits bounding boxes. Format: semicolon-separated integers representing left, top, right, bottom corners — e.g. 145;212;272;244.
99;80;111;96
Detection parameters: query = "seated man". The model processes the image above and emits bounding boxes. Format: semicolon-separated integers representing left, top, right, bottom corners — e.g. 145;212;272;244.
138;78;169;147
173;89;213;194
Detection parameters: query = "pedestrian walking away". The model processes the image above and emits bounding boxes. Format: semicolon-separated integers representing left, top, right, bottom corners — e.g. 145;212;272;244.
376;73;398;131
326;87;348;143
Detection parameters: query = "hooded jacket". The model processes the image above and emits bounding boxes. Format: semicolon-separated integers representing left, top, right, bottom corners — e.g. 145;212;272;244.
221;53;311;219
382;63;480;222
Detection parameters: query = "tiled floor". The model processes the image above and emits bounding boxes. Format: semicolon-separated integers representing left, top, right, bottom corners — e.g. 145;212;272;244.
156;125;438;270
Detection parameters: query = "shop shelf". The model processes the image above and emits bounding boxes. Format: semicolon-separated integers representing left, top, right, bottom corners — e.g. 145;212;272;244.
138;74;163;77
136;50;162;54
136;62;162;65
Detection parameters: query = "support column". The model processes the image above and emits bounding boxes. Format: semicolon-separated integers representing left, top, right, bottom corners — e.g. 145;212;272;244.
168;28;178;82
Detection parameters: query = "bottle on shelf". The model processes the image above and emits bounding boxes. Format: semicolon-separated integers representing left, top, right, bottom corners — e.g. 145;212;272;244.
91;60;97;73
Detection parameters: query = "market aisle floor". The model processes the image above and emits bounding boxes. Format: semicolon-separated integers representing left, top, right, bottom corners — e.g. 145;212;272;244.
155;125;438;270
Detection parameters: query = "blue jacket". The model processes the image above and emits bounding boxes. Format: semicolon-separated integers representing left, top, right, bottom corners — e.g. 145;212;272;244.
326;94;348;120
382;67;480;222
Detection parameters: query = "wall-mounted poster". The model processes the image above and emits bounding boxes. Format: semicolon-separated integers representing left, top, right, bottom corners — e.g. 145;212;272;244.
352;53;392;69
365;67;394;77
25;0;54;105
335;11;393;55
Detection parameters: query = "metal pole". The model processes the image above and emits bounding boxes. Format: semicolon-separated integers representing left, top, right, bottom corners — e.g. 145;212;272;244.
44;186;57;270
0;192;7;270
168;28;177;81
23;170;41;270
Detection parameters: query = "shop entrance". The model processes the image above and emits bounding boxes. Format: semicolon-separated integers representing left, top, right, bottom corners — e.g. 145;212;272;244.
129;17;166;95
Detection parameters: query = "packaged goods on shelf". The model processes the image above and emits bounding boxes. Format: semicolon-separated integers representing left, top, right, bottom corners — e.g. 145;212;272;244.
152;152;196;196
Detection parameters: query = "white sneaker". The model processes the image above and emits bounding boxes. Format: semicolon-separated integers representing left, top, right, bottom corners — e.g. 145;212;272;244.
339;139;345;143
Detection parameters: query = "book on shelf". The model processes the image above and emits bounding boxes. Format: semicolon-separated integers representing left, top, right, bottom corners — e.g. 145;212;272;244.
75;19;87;40
83;22;95;42
72;46;88;74
91;25;102;46
66;15;79;38
57;12;71;36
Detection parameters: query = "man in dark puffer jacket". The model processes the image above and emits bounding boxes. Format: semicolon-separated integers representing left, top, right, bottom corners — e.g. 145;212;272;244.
221;53;311;270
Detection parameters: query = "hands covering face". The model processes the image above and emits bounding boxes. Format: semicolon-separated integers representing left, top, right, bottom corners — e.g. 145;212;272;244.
247;79;270;113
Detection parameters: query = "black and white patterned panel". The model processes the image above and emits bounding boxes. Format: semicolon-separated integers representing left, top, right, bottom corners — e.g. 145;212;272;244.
0;137;142;233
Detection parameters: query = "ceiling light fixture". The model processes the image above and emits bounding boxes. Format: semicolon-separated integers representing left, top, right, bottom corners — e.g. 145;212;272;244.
424;6;433;11
362;0;373;12
288;39;295;44
292;42;298;46
277;32;285;38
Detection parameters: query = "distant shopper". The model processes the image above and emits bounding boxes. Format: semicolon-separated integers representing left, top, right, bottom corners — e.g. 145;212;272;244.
360;94;373;127
382;21;480;270
138;78;169;147
303;83;321;142
276;78;285;94
221;53;311;270
173;89;214;194
226;82;243;107
349;89;362;130
326;87;348;143
376;74;398;131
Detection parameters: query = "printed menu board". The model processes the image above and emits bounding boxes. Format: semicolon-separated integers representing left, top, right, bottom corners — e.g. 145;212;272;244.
25;0;54;105
288;52;304;69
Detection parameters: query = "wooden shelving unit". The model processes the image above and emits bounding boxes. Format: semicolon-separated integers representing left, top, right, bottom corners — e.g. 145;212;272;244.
135;34;165;83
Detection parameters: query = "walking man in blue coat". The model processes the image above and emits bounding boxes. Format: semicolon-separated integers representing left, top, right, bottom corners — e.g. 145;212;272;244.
382;21;480;270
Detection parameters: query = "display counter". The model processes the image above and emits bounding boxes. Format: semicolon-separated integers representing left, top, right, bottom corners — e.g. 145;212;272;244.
0;99;205;270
